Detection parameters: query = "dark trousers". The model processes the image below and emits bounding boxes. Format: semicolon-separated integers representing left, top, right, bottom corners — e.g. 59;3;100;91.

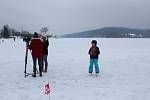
42;55;48;71
32;57;43;75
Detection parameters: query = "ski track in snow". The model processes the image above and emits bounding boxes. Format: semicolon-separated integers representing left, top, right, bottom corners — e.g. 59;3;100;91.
0;38;150;100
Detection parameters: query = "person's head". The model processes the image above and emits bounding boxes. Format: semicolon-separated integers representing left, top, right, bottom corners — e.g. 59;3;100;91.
42;36;46;42
34;32;39;38
91;40;97;47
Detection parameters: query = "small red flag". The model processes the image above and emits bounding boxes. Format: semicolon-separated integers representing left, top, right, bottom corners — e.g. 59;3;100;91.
45;83;50;95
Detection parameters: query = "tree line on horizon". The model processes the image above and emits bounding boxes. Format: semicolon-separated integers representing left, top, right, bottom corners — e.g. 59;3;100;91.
0;25;56;38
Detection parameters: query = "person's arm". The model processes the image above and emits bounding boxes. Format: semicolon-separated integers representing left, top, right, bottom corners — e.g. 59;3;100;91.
97;47;100;55
88;48;91;55
46;40;49;47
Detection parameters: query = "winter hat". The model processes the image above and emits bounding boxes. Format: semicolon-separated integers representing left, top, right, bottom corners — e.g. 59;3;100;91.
34;32;39;38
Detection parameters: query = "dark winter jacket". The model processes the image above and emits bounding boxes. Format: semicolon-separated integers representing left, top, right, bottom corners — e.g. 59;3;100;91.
29;38;44;58
88;47;100;59
43;39;49;55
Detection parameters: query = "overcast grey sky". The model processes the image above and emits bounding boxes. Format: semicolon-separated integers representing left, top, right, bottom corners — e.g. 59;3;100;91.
0;0;150;34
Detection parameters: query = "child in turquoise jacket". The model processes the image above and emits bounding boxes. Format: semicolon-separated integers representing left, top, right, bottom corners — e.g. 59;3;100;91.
88;40;100;75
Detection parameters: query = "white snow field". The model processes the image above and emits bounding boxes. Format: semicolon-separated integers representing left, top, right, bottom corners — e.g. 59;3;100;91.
0;38;150;100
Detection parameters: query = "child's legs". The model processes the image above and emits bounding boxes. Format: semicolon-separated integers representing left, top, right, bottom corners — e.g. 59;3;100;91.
93;59;99;73
89;59;94;73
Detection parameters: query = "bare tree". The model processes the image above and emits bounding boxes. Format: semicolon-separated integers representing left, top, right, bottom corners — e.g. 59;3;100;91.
1;25;10;38
40;27;49;35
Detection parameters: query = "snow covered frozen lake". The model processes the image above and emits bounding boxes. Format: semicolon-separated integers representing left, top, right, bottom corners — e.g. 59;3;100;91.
0;38;150;100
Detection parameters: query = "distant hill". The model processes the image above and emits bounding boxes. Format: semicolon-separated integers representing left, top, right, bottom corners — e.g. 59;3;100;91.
61;27;150;38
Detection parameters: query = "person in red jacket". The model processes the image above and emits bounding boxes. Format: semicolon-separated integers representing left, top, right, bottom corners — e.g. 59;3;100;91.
29;32;44;77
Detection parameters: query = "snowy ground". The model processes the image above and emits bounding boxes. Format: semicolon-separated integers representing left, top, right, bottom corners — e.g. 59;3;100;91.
0;38;150;100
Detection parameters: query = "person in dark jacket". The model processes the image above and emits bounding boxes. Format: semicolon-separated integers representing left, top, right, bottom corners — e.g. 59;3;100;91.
42;36;49;72
88;40;100;75
28;32;44;77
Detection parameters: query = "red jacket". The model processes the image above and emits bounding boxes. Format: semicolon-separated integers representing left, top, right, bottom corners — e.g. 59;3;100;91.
29;38;44;57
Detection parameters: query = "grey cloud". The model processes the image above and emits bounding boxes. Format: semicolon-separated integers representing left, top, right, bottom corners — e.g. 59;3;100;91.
0;0;150;34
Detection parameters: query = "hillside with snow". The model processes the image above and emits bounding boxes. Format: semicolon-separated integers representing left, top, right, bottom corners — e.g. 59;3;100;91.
62;27;150;38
